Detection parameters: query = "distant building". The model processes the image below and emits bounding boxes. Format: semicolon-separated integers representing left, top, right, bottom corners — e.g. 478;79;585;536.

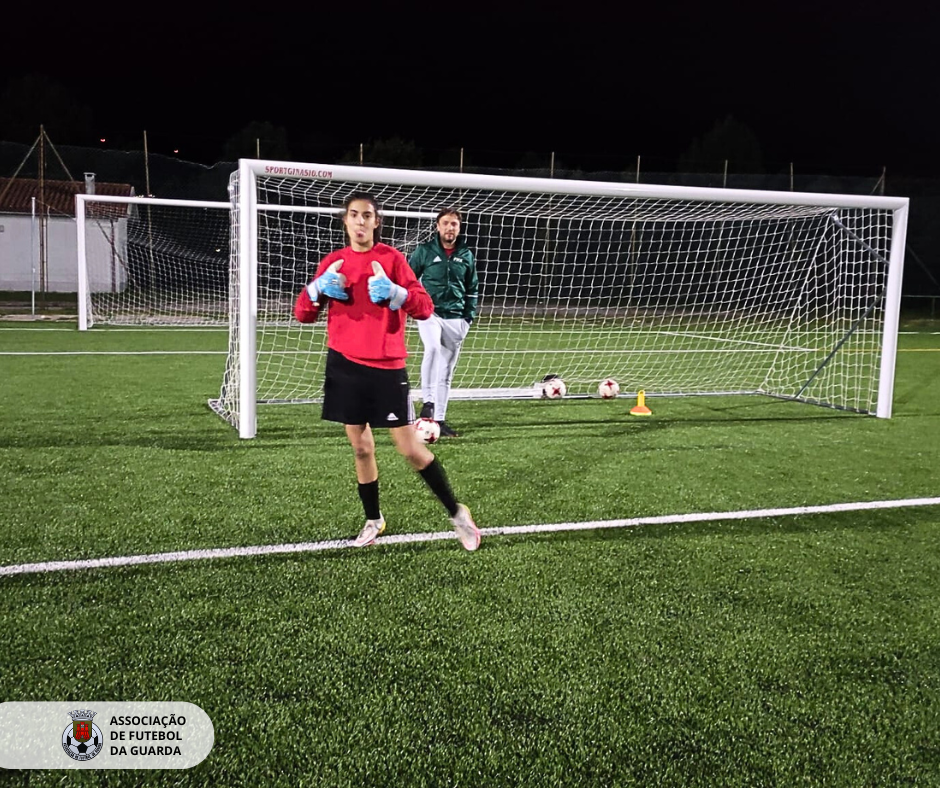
0;175;134;292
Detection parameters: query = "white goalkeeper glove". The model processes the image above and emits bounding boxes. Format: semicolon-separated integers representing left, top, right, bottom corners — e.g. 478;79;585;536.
368;261;407;310
306;260;348;303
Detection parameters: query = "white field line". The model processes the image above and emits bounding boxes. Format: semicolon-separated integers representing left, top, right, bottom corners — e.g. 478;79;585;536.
0;351;226;356
6;348;939;357
0;327;227;332
656;330;802;350
2;328;939;335
2;497;938;578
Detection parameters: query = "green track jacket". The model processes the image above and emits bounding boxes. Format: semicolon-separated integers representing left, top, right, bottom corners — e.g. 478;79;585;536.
407;236;479;322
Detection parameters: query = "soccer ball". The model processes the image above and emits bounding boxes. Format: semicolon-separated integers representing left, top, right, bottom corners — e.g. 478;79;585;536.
542;377;567;399
414;417;440;444
62;727;103;761
597;378;620;399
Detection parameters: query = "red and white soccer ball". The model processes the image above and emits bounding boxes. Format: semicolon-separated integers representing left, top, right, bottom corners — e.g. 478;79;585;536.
542;377;567;399
414;417;441;444
597;378;620;399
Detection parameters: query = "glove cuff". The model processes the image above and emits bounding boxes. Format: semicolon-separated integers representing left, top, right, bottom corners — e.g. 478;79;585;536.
388;284;408;310
306;281;320;304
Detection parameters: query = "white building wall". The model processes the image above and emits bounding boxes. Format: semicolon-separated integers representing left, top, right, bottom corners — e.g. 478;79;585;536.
0;214;41;290
0;214;127;292
83;217;129;294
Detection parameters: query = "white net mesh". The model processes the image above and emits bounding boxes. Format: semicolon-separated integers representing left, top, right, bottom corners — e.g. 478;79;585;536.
79;197;230;326
212;166;901;434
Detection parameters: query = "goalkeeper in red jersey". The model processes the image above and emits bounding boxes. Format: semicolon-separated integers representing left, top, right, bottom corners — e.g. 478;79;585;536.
294;192;481;551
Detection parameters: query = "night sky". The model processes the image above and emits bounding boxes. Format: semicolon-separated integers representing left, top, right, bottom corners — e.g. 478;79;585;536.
2;2;937;177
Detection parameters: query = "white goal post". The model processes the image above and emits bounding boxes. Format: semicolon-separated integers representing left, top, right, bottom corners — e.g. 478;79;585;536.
212;158;909;439
76;194;230;329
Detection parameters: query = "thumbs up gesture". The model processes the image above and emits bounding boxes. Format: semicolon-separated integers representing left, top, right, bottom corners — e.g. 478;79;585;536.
307;260;348;303
367;261;407;310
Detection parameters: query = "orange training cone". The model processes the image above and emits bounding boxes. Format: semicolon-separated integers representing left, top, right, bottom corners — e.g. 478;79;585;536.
630;390;652;416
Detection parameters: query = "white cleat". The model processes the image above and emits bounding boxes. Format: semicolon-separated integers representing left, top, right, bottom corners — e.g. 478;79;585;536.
450;504;481;551
352;516;386;547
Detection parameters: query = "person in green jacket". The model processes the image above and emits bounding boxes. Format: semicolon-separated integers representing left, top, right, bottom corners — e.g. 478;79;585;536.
408;207;479;438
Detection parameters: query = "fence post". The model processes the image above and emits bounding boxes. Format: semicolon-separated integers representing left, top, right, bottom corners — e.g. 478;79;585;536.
143;130;151;196
30;197;36;317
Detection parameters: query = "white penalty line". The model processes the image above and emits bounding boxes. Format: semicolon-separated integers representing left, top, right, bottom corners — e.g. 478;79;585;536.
2;496;939;577
0;351;226;356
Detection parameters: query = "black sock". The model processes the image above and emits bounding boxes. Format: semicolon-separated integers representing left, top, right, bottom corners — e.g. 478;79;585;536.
358;480;380;520
418;458;459;517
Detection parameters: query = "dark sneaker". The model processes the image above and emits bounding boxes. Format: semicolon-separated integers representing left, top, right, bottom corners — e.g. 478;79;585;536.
419;401;434;420
438;421;459;438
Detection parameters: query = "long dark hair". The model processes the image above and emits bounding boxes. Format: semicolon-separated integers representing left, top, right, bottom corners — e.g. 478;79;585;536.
343;191;382;245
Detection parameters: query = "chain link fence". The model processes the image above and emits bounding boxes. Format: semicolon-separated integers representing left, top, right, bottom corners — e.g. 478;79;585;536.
1;140;936;315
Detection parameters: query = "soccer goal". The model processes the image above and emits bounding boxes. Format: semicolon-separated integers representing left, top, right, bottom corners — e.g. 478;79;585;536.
212;159;909;439
76;195;230;329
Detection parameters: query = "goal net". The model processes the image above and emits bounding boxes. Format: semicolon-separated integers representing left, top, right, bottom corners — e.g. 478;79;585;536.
76;195;230;328
212;160;909;438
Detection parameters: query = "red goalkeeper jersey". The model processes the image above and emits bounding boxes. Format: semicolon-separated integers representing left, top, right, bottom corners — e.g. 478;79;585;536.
294;243;433;369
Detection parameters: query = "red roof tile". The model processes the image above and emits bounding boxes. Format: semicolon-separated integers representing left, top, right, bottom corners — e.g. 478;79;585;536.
0;177;135;217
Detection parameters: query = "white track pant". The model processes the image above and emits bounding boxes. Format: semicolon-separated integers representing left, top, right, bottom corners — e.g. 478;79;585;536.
417;314;470;421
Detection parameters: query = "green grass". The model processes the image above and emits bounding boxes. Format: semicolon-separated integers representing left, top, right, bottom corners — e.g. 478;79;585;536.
1;321;939;786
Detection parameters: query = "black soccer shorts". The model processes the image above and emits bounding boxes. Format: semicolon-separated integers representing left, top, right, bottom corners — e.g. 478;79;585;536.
321;348;413;427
